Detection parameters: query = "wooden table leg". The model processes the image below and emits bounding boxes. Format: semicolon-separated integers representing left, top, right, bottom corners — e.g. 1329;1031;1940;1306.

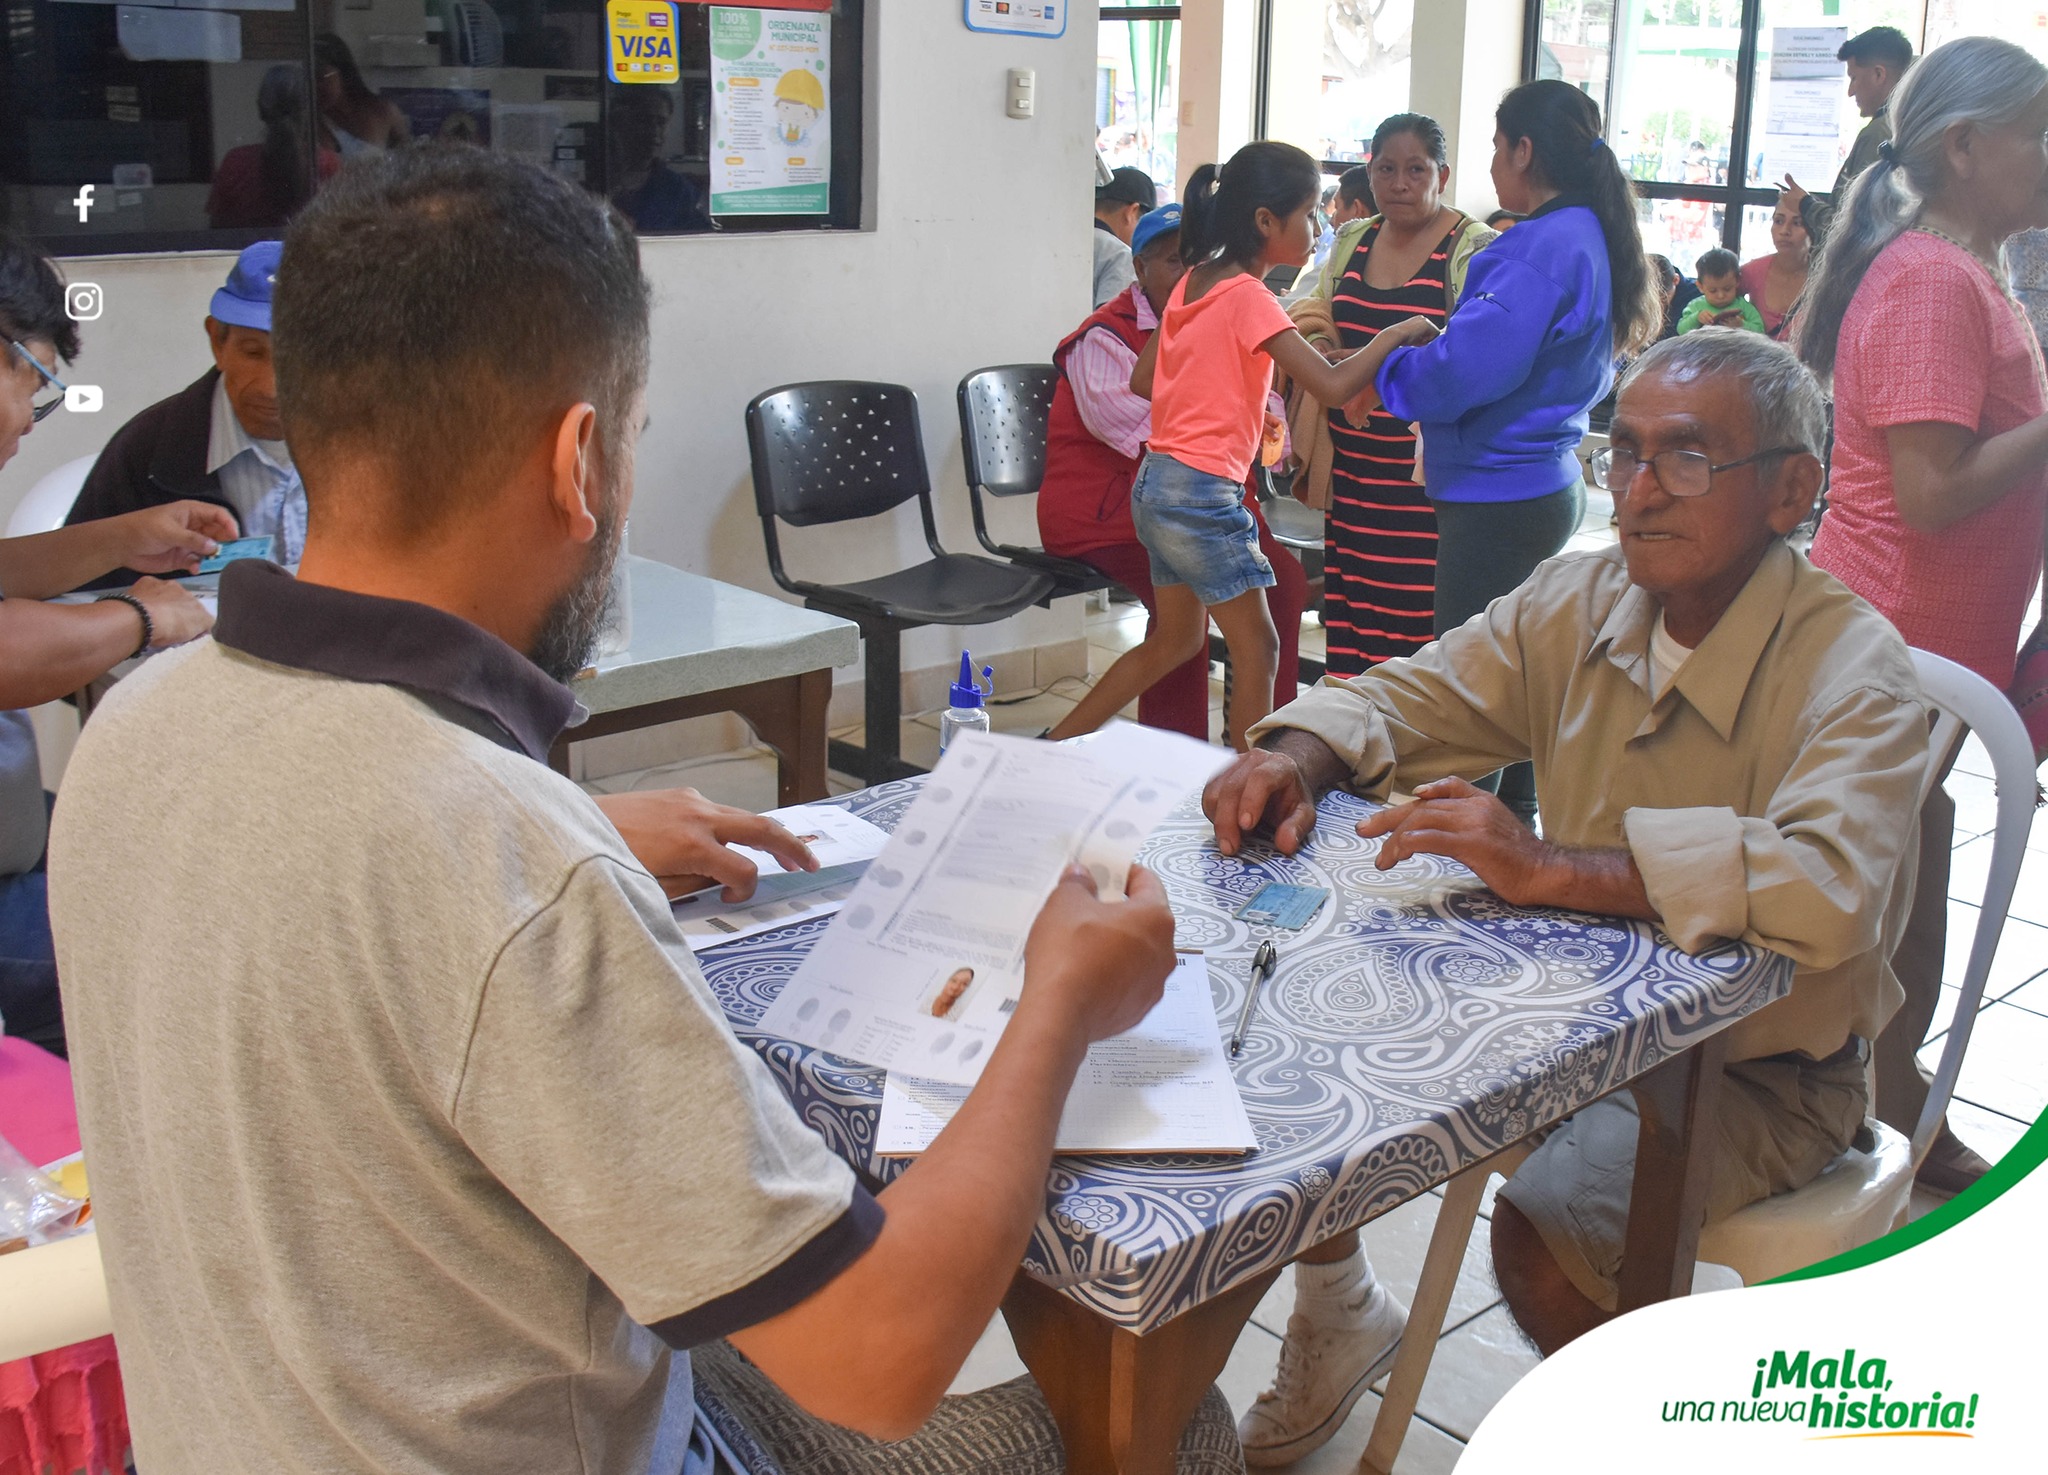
542;669;836;802
710;671;832;805
1002;1266;1282;1475
1616;1031;1729;1312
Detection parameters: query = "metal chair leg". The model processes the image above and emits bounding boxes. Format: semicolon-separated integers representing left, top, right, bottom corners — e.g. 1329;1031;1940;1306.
827;624;925;786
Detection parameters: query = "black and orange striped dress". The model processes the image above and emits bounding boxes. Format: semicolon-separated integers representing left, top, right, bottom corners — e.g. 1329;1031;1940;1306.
1322;217;1459;677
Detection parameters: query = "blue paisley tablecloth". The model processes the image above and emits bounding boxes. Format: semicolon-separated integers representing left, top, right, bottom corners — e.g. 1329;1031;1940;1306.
699;780;1790;1334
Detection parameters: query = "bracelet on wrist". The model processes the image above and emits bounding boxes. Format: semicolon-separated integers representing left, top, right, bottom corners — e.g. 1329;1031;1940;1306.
97;592;152;659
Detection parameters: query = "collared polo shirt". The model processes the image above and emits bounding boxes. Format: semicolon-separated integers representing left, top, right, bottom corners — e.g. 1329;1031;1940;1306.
1251;540;1930;1063
49;561;880;1475
207;378;307;565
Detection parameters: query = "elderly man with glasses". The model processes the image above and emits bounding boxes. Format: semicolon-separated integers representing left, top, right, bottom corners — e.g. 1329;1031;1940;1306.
1202;329;1929;1371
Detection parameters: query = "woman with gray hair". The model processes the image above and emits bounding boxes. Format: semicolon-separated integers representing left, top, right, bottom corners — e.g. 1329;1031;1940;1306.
1797;34;2048;1195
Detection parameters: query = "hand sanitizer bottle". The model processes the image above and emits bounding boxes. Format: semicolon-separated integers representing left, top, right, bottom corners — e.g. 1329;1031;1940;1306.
939;651;993;755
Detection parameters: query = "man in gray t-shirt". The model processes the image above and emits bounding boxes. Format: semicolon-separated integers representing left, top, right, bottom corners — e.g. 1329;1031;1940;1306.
52;148;1236;1475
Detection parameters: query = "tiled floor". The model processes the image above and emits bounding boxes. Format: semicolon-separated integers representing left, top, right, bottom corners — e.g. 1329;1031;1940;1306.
594;487;2048;1467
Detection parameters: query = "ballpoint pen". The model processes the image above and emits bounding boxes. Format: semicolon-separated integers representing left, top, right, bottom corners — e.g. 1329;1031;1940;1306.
1228;939;1278;1057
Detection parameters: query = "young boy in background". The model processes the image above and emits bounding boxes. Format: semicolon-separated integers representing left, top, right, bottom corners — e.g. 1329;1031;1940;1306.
1675;248;1765;333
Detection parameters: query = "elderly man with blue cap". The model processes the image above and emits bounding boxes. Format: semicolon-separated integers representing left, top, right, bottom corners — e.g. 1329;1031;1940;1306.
69;241;306;577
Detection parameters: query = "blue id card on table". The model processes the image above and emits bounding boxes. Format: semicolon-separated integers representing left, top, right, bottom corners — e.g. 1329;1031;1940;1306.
1236;881;1329;929
197;535;274;574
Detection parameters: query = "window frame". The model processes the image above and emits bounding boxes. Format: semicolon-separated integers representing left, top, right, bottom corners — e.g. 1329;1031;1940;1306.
1521;0;1907;256
10;0;865;258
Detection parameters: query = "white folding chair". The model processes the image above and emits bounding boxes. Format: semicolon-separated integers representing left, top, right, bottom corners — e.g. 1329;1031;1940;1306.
1696;647;2033;1282
1355;649;2035;1469
5;453;97;537
0;1230;112;1362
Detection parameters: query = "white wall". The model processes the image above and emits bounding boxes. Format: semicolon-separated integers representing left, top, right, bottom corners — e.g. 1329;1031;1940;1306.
1176;0;1258;196
1410;0;1525;217
7;0;1103;728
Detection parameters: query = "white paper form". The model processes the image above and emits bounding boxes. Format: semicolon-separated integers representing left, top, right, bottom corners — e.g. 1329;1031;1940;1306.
757;722;1228;1084
1762;26;1851;185
874;955;1257;1158
670;804;887;952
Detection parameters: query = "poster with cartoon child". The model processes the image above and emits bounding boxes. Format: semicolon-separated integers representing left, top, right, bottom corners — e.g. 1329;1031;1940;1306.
708;6;830;216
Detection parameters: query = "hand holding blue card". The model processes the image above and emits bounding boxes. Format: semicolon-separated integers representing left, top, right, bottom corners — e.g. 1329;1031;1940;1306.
196;536;275;574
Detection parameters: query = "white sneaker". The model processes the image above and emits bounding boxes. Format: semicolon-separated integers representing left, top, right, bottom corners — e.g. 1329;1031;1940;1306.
1237;1283;1408;1467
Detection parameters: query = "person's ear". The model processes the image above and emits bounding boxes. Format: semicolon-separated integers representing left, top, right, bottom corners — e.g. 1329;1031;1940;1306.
1767;452;1822;535
1436;163;1450;193
205;317;230;366
1513;136;1535;176
1254;205;1276;239
1943;120;1978;182
549;402;601;544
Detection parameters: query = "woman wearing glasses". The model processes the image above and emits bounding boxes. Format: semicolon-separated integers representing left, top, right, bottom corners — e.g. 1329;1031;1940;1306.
0;231;230;1056
1795;37;2048;1196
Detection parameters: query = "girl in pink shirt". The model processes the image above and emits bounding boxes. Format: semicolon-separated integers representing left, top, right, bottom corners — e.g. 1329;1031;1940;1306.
1052;141;1435;749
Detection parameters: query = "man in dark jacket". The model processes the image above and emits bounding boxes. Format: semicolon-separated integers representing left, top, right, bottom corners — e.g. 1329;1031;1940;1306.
1780;26;1914;242
67;242;304;584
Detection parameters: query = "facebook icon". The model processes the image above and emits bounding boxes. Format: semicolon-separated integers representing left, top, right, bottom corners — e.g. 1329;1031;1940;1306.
72;184;95;223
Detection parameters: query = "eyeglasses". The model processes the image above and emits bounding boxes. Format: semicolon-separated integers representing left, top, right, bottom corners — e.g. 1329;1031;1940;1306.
1590;444;1804;498
6;338;69;423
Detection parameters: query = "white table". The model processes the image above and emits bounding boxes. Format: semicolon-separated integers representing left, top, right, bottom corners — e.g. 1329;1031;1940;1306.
554;557;860;803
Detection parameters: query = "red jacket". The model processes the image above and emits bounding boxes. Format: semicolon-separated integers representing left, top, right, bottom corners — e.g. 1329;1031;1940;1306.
1038;289;1150;558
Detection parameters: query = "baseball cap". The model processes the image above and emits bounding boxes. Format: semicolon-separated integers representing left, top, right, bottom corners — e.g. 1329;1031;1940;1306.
1096;166;1157;210
1130;204;1182;257
209;240;282;333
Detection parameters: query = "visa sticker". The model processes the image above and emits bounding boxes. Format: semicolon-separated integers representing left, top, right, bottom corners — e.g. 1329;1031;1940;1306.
197;535;275;574
608;1;681;84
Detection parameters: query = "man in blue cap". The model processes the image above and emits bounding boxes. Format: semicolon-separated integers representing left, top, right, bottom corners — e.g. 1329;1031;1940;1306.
69;241;306;579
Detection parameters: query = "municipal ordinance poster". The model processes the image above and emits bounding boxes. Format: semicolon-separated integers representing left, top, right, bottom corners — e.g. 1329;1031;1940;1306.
709;6;829;216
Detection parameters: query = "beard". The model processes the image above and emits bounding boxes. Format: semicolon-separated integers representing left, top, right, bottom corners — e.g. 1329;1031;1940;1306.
528;489;624;684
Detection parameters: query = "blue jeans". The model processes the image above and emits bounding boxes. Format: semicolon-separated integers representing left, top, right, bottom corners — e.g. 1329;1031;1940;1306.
1130;452;1276;607
0;866;60;1057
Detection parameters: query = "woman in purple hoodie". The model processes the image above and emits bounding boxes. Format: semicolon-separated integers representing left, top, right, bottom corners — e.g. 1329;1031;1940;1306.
1372;79;1662;819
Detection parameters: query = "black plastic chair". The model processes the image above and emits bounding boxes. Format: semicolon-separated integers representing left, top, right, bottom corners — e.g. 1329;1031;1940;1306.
748;381;1055;785
956;364;1119;602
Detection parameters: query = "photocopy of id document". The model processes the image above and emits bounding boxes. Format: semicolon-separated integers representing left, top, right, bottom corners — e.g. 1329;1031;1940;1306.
757;722;1229;1084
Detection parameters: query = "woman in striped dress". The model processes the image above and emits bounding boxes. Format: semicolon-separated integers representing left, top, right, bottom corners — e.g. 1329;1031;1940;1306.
1307;115;1495;677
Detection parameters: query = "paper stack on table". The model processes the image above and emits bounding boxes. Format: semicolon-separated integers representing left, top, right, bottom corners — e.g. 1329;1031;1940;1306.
757;722;1229;1084
875;954;1256;1158
671;803;888;952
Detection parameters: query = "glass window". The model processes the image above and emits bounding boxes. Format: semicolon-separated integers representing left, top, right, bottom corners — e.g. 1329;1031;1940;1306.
1261;0;1415;168
1099;4;1181;202
1740;0;1922;194
1531;0;1929;257
1;0;864;254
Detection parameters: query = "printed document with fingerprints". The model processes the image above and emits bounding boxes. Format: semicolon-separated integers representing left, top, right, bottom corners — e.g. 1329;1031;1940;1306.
874;954;1256;1157
757;722;1230;1084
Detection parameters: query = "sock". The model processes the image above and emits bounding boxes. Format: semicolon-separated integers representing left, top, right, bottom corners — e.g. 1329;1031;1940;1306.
1293;1248;1379;1330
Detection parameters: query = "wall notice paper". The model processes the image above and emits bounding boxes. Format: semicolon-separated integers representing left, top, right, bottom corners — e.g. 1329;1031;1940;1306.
1762;26;1848;186
963;0;1066;39
876;954;1256;1157
757;723;1229;1084
709;5;830;215
670;803;888;952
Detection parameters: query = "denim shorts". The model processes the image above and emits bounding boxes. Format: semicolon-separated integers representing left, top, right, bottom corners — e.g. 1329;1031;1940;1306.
1129;452;1275;607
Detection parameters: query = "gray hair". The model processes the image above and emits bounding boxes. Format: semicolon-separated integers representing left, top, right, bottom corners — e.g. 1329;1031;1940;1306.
1619;329;1829;457
1797;36;2048;382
